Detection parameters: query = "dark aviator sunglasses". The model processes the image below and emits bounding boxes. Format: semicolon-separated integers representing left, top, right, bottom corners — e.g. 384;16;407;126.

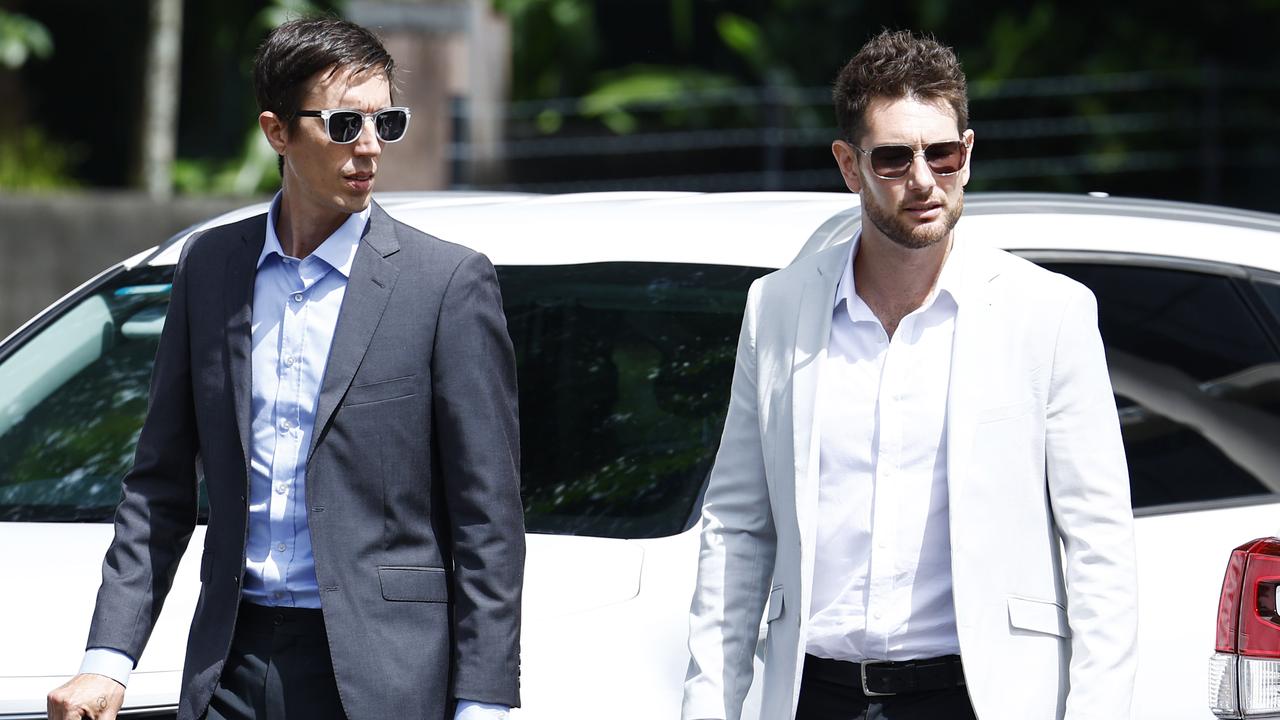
853;139;971;180
295;107;412;144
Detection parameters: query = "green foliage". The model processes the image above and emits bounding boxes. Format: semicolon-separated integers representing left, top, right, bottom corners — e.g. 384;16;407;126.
715;13;767;71
0;10;52;69
254;0;334;30
171;0;333;196
173;129;280;196
493;0;598;98
579;66;738;134
977;3;1057;81
0;128;80;190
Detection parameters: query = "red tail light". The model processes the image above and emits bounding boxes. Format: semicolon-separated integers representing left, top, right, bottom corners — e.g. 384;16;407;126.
1211;537;1280;718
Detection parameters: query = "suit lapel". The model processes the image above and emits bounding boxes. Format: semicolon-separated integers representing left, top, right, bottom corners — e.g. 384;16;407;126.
307;205;401;462
790;244;847;586
225;216;267;475
945;241;1000;502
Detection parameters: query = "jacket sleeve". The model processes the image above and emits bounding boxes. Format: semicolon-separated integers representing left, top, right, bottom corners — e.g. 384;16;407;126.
1044;283;1139;720
432;251;525;707
683;279;776;720
87;240;201;659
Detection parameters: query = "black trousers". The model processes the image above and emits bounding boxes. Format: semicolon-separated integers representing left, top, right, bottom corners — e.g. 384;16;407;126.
796;655;978;720
203;603;347;720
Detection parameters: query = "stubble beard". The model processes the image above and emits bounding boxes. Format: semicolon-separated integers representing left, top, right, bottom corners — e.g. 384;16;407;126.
862;191;965;250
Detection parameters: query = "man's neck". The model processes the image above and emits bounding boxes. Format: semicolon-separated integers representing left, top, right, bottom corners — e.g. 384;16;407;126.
275;192;348;260
853;227;952;338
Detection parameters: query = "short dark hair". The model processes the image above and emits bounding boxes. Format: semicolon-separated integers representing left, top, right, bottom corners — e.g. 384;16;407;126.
253;16;395;175
832;30;968;143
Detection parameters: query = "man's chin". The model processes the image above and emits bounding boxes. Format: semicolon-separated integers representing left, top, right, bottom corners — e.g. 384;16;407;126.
891;221;950;250
336;190;374;213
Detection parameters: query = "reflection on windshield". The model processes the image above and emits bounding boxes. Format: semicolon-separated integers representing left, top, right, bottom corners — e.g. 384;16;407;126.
500;263;767;538
1109;350;1280;494
0;262;768;538
1047;262;1280;510
0;267;174;521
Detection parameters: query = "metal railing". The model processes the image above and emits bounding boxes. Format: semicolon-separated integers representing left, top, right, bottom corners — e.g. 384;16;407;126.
448;68;1279;205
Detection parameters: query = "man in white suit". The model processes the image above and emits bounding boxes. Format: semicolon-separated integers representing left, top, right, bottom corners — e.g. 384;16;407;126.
683;30;1137;720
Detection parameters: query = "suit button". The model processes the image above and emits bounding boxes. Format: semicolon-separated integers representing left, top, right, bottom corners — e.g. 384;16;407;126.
232;576;239;585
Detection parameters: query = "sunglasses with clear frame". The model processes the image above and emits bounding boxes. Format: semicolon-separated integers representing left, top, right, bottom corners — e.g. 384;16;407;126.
295;107;412;144
853;139;971;180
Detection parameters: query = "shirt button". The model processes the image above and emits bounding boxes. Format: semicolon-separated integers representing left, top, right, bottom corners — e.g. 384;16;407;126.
279;418;292;432
292;292;303;303
275;484;287;495
276;543;287;552
285;355;296;366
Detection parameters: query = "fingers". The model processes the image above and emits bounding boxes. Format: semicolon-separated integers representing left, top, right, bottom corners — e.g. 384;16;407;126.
47;674;126;720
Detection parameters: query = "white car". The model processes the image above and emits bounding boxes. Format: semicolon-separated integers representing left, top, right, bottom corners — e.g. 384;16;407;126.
2;191;1278;720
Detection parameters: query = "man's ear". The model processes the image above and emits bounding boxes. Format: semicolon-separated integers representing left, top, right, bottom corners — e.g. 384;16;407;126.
959;127;975;188
831;139;863;194
259;112;289;156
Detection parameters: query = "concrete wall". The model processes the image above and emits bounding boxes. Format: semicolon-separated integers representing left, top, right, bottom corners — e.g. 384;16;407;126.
0;192;260;338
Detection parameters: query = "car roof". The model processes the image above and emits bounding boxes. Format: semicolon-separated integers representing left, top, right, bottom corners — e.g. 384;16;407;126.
142;191;1280;274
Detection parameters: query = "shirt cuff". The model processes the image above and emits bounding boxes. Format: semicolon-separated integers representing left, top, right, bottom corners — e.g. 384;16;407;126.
79;648;135;687
454;700;510;719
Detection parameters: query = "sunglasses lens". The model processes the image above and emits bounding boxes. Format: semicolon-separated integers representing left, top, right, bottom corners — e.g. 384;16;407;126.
375;110;408;142
869;145;914;178
924;141;966;174
328;111;364;143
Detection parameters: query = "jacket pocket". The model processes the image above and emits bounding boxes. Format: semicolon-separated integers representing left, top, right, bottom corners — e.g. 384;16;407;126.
1007;594;1071;638
766;584;785;623
344;375;418;407
378;566;449;602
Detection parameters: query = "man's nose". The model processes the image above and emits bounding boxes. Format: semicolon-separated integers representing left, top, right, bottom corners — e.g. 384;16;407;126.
353;117;382;155
904;152;935;190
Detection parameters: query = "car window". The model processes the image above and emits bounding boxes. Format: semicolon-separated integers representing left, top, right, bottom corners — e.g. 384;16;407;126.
499;263;767;538
0;260;767;537
1254;276;1280;327
1042;262;1280;512
0;266;185;521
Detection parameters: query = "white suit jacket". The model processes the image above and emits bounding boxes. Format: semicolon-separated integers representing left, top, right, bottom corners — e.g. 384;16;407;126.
683;237;1138;720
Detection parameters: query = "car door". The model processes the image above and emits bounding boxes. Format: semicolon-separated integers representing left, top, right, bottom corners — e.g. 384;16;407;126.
1027;252;1280;720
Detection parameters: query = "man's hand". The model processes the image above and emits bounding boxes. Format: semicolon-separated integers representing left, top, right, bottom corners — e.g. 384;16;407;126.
47;673;125;720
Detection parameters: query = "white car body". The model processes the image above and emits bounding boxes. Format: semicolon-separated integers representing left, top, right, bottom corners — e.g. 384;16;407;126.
2;191;1278;720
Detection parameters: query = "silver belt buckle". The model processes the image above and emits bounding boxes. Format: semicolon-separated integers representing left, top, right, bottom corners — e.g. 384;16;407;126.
860;660;895;697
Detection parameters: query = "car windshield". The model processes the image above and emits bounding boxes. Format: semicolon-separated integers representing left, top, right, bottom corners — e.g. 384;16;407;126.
0;261;767;538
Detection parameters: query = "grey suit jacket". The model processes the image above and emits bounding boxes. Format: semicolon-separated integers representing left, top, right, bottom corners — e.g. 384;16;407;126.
86;202;525;720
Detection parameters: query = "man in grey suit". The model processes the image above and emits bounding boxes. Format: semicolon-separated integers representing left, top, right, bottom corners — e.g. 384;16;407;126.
47;17;524;720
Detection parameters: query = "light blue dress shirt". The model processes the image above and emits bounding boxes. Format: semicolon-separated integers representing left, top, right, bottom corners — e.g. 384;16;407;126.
241;193;365;608
82;194;506;719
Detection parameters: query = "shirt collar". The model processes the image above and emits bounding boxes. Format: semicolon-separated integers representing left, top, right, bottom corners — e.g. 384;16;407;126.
834;228;966;321
257;191;370;277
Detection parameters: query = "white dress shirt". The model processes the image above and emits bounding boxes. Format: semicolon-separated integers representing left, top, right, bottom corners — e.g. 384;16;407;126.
805;233;964;662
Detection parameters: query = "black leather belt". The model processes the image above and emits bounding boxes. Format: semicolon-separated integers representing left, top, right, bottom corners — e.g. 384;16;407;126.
804;653;966;697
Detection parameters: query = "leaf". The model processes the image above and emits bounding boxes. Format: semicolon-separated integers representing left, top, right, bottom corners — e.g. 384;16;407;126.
577;66;738;134
536;108;564;134
716;13;765;60
0;10;53;69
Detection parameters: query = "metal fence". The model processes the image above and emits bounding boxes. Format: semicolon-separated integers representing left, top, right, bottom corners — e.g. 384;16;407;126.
448;68;1280;208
